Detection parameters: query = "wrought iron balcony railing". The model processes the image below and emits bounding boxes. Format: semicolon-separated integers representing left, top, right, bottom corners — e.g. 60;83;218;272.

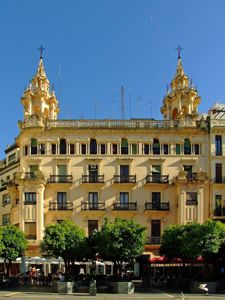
49;201;73;211
146;236;161;244
113;202;137;210
47;175;73;183
146;175;169;184
114;175;136;184
214;177;225;184
82;175;104;183
81;202;105;210
145;202;170;211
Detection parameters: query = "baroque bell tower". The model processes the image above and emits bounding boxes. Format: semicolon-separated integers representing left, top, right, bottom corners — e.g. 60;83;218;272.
20;48;59;127
160;47;201;123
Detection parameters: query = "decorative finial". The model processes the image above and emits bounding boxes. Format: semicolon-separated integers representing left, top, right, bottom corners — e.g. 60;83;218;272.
176;45;183;59
37;45;45;59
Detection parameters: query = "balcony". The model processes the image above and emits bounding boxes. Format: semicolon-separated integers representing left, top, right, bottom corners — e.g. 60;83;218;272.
214;177;225;184
81;202;105;210
144;202;170;216
47;175;73;184
145;202;169;211
113;175;136;184
81;175;104;188
146;175;169;184
146;236;161;245
113;202;137;210
214;207;225;217
49;201;73;211
79;201;105;217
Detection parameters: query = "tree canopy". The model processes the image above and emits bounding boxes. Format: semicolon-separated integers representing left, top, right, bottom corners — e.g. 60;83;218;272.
160;220;225;260
94;218;146;277
1;225;27;275
41;219;85;275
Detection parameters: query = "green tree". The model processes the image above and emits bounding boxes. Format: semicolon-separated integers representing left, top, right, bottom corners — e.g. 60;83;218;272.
41;219;85;276
1;225;27;276
94;218;146;278
160;220;225;260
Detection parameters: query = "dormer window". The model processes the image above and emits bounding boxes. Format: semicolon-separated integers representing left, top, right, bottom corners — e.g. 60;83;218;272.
153;138;160;155
184;138;191;155
31;139;37;155
121;138;128;155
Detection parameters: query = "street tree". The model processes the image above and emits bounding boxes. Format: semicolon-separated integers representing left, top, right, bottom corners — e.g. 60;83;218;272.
41;219;85;276
1;225;27;276
94;218;146;278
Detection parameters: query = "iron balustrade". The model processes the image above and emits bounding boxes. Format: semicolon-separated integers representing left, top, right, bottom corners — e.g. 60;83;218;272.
145;202;170;211
113;202;137;210
82;175;104;183
146;236;161;244
49;201;73;211
214;177;225;184
24;172;37;179
114;175;136;183
47;175;73;183
214;207;225;216
81;202;105;210
146;175;169;183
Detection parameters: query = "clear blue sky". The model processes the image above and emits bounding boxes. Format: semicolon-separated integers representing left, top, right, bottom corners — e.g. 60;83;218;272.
1;0;225;158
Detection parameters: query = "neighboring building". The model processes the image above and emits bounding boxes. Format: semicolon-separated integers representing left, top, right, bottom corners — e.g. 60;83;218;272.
209;103;225;222
0;53;212;257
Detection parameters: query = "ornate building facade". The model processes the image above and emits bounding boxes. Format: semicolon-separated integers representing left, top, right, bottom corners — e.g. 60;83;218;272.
0;53;220;257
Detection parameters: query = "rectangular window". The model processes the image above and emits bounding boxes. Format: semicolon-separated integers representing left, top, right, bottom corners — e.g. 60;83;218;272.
194;144;200;155
69;144;75;155
144;144;149;155
131;144;138;154
215;163;222;183
57;192;67;210
215;195;222;216
176;144;181;154
163;144;169;155
112;144;118;154
51;144;56;154
8;153;16;163
24;145;28;156
88;220;98;236
152;165;161;182
88;192;98;209
100;144;106;154
81;144;87;154
152;192;161;209
2;214;10;225
2;194;11;206
151;220;161;238
24;192;36;205
30;165;38;179
120;192;129;208
186;192;198;205
25;222;36;239
39;144;45;155
215;135;222;156
31;138;38;155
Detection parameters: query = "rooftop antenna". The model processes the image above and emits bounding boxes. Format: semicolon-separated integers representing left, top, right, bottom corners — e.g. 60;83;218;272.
112;98;116;119
121;86;125;119
129;93;132;119
57;64;62;102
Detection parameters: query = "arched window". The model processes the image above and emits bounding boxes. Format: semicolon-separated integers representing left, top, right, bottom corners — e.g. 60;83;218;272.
90;139;97;154
153;138;160;155
172;108;178;120
184;138;191;155
60;139;67;154
121;138;128;155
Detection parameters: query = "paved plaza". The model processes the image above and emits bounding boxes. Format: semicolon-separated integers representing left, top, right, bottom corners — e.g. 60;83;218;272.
1;287;225;300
